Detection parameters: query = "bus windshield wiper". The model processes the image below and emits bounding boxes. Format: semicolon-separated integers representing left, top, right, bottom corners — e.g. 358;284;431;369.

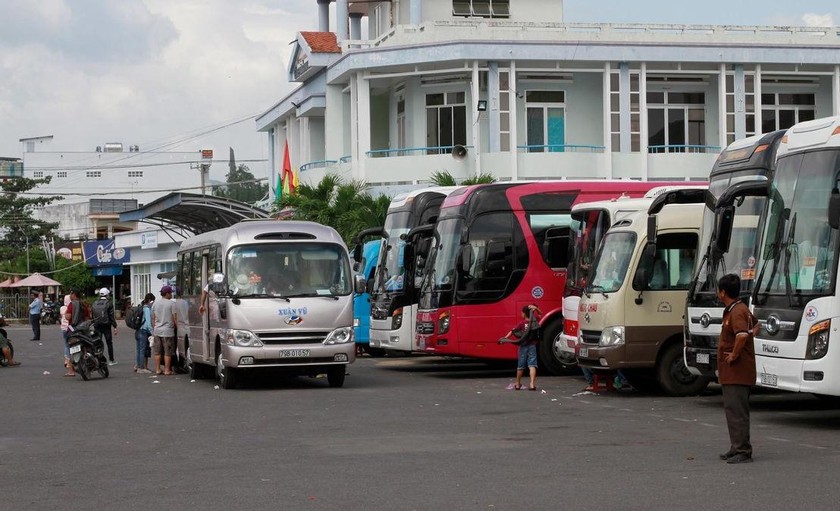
283;293;339;300
782;212;798;307
754;204;788;305
587;285;609;299
236;292;290;302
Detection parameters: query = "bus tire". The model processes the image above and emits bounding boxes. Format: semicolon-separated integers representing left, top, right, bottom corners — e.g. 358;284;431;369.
217;351;238;389
657;343;710;396
327;366;346;388
538;320;570;376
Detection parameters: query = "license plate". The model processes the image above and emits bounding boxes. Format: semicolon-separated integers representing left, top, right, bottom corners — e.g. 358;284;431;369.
579;347;589;358
69;345;81;354
418;337;426;350
696;353;710;364
760;372;778;386
280;349;309;358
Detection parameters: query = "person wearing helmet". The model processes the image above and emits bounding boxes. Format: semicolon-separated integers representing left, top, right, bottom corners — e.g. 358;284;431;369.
92;288;118;365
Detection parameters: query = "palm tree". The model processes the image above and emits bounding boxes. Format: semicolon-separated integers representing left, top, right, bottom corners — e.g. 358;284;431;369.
276;175;390;244
429;170;496;186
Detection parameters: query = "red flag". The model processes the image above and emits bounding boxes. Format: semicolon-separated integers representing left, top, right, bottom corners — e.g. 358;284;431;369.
278;141;292;199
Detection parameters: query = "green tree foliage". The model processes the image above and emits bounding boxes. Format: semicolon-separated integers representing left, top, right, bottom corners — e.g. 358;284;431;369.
429;170;496;186
276;175;390;245
53;256;96;295
213;164;268;204
0;176;60;263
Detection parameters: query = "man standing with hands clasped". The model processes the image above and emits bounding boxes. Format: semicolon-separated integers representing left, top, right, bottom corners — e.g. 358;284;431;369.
716;273;760;464
152;285;178;376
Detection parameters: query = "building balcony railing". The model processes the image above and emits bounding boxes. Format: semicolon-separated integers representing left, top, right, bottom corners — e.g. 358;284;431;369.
366;145;473;158
647;145;721;154
299;160;338;172
518;144;605;153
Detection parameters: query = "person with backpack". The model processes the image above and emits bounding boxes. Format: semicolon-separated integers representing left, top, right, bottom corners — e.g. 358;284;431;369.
498;304;542;391
92;288;118;366
131;293;155;374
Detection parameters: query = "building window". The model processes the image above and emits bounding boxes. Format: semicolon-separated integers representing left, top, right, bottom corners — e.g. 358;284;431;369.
57;171;67;178
425;92;467;155
761;93;815;132
725;72;756;145
396;97;406;155
499;70;511;152
128;170;144;178
525;91;566;152
33;171;43;178
86;171;102;178
132;264;152;303
647;92;706;153
609;70;641;152
453;0;510;18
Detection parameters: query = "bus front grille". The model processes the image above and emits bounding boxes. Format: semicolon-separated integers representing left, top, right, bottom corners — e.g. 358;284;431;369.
257;331;331;345
579;330;601;345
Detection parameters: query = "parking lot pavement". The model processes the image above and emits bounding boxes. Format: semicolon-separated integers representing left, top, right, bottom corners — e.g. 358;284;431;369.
5;325;840;510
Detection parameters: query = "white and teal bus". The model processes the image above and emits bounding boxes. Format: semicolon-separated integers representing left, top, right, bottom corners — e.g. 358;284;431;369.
749;117;840;396
178;220;364;389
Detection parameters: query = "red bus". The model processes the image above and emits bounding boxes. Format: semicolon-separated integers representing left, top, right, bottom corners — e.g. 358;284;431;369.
415;180;698;375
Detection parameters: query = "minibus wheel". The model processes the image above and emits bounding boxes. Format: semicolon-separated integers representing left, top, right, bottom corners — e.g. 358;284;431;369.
538;321;572;376
217;352;239;389
657;343;710;396
327;366;346;387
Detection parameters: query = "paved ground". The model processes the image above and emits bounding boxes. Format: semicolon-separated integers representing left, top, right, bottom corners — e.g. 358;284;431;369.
3;324;840;510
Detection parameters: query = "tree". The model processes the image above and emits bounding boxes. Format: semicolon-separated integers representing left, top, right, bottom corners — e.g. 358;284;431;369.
53;255;96;295
276;175;390;244
429;170;496;186
0;176;60;263
213;163;268;204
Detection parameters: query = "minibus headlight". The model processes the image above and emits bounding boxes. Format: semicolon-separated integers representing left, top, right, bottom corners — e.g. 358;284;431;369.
438;311;451;334
225;329;263;347
806;320;831;360
599;326;625;347
324;327;353;345
392;308;403;330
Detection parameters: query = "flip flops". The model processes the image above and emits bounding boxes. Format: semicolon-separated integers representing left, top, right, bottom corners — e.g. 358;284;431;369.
7;361;21;367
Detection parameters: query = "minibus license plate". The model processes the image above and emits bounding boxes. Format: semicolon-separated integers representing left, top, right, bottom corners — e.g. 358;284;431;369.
579;347;589;358
696;353;709;364
760;373;778;386
280;349;309;358
69;345;81;354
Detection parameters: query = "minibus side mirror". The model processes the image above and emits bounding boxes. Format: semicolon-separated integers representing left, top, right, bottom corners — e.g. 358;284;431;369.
354;274;367;295
713;206;735;254
632;243;656;292
829;188;840;229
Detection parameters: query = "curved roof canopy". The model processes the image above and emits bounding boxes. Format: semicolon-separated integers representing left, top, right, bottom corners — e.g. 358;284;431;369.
119;193;270;235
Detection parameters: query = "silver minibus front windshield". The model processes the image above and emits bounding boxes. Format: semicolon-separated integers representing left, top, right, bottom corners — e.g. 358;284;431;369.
587;231;636;294
227;243;351;298
754;150;840;298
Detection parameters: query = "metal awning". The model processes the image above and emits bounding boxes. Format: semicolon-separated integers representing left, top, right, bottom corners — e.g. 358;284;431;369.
119;193;270;235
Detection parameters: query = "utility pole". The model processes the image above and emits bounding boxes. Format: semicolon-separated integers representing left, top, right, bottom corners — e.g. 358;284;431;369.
194;149;213;196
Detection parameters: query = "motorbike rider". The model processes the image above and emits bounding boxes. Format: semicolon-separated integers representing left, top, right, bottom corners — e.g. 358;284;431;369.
92;288;118;366
1;329;19;366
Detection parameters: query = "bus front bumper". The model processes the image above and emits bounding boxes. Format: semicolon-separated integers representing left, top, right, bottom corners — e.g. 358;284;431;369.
222;343;356;369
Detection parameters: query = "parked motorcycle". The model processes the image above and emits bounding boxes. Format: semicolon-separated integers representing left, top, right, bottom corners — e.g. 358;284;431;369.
67;320;109;380
40;301;60;325
0;311;13;367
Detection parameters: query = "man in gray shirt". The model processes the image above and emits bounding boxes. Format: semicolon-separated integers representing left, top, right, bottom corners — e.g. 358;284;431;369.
151;285;178;375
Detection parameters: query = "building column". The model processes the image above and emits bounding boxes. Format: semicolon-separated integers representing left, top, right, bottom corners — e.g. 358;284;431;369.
317;0;330;32
349;12;363;40
267;127;276;197
336;0;349;41
488;62;500;153
352;72;371;181
718;64;727;150
471;61;481;178
640;62;649;180
754;64;762;137
410;0;422;25
619;63;631;153
602;62;612;178
509;60;519;181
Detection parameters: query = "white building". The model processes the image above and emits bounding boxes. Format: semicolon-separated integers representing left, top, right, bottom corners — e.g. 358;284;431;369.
257;0;840;191
23;137;217;240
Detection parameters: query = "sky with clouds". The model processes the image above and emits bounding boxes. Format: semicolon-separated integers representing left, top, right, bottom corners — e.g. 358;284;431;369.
0;0;838;181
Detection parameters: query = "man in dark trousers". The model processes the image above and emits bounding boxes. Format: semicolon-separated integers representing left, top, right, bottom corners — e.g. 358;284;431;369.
716;273;758;464
92;288;118;365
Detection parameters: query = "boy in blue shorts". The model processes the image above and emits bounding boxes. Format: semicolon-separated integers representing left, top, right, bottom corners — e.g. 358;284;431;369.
499;305;542;390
